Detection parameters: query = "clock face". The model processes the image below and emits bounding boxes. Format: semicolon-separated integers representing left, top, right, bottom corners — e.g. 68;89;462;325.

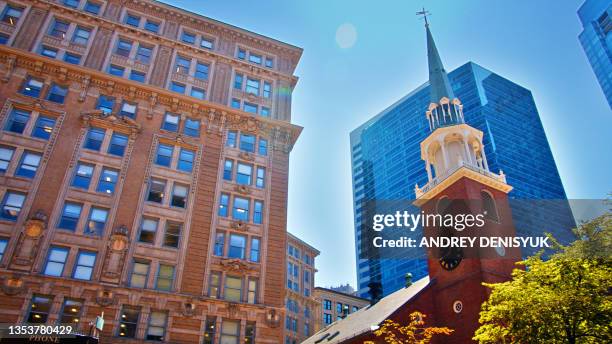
439;246;463;271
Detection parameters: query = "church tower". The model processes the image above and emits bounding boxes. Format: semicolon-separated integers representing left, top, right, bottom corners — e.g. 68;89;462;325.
413;20;520;343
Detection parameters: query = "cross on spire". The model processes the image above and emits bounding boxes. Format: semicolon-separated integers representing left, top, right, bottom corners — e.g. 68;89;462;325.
416;7;431;26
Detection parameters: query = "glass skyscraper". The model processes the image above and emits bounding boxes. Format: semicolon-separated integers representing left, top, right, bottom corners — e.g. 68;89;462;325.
578;0;612;108
350;60;575;298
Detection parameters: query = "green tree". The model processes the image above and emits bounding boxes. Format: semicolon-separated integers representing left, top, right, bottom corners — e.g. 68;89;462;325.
366;311;453;344
474;212;612;344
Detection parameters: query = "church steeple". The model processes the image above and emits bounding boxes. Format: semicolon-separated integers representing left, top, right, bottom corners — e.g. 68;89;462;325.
426;24;455;103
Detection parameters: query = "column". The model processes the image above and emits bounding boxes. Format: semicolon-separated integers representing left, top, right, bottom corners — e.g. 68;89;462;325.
425;159;432;181
438;138;449;171
481;147;490;171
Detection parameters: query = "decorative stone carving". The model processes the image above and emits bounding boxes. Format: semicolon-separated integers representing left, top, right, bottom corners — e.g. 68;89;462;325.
2;55;16;82
1;273;26;295
78;75;90;102
80;110;141;137
182;301;196;317
238;151;254;161
227;302;240;318
229;220;248;231
12;211;47;267
101;225;129;280
219;258;253;273
265;309;281;328
95;289;116;307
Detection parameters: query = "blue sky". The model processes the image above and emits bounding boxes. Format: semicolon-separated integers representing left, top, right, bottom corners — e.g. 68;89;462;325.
167;0;612;288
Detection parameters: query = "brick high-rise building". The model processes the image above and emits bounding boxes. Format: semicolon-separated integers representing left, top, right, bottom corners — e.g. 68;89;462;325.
0;0;302;343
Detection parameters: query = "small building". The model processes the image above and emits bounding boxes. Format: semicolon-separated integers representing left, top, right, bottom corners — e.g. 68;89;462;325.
313;287;369;329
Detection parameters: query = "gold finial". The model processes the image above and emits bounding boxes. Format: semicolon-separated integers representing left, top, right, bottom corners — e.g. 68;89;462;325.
416;7;431;26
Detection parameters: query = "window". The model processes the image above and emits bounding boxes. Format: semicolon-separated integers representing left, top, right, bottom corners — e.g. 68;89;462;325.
49;19;69;38
324;313;332;324
135;44;152;64
120;102;137;118
44;246;68;276
1;5;22;26
218;193;229;217
256;167;265;188
223;159;233;181
482;191;499;222
237;48;246;59
115;39;132;57
0;191;25;221
250;237;260;262
16;151;41;178
144;20;159;33
108;64;125;77
246;78;260;95
239;134;256;153
175;55;191;74
226;131;237;147
130;261;149;288
138;218;158;243
200;37;214;49
84;127;105;150
236;163;252;185
181;31;196;44
195;62;209;80
63;53;81;64
46;84;68;104
191;87;205;100
258;138;268;156
214;231;225;256
73;251;96;280
85;207;108;236
231;98;240;109
203;317;216;344
324;300;331;310
243;102;258;114
228;234;246;259
108;132;128;156
263;81;272;98
261;107;270;117
184;118;200;137
232;197;249;221
171;183;188;208
224;276;242;302
170;82;186;94
118;307;140;338
84;1;101;15
60;299;83;324
63;0;79;8
58;202;82;230
72;26;91;45
177;148;194;173
353;306;359;313
253;200;263;224
39;46;58;58
5;109;30;134
129;70;145;83
146;311;167;341
336;302;343;314
0;33;8;44
155;144;173;167
96;168;118;194
21;77;44;97
249;53;262;65
147;179;166;203
247;278;258;304
0;147;13;174
27;296;51;323
96;95;115;114
209;272;221;298
234;73;243;90
156;265;174;291
265;57;273;68
72;162;94;189
163;222;181;248
125;13;140;27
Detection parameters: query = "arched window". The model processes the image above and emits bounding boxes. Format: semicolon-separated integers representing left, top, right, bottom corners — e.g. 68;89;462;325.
481;190;499;222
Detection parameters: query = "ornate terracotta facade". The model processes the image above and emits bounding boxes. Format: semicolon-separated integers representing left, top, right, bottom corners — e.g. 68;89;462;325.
0;0;302;343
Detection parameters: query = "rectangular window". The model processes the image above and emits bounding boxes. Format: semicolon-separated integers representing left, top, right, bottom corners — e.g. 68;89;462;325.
16;151;41;178
84;127;105;151
237;48;246;60
209;272;221;298
71;26;91;45
115;39;132;57
1;5;22;26
171;183;188;208
85;207;108;236
231;98;240;109
118;307;140;338
324;300;331;310
177;148;194;172
5;109;30;134
27;296;51;323
256;167;265;188
0;191;25;221
129;70;145;83
0;146;13;174
135;44;152;64
130;261;149;288
324;313;332;324
146;311;167;341
63;0;79;8
48;19;69;38
214;231;225;256
120;102;137;118
263;81;272;98
236;163;252;185
265;57;273;68
84;1;101;15
253;200;263;224
108;132;128;157
195;62;209;80
260;107;270;117
250;237;260;263
228;234;246;259
108;64;125;77
60;299;83;324
125;13;140;27
190;87;205;100
181;31;196;44
248;53;262;65
170;82;185;94
155;144;173;167
183;118;200;137
138;217;158;243
245;78;260;95
223;159;233;181
234;73;243;90
226;131;237;147
175;55;191;74
44;246;68;276
245;322;256;344
58;202;82;230
156;265;174;291
258;138;268;156
63;53;81;64
232;197;249;221
224;276;242;302
21;77;44;98
200;37;214;49
239;134;256;153
144;20;159;33
203;317;216;344
72;162;94;189
247;278;258;304
147;179;166;203
39;45;58;58
46;84;68;104
96;168;118;194
73;251;96;280
218;193;229;217
243;102;258;114
97;95;115;114
0;33;8;44
163;221;181;248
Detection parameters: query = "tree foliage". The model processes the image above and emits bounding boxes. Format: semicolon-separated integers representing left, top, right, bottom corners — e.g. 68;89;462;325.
474;212;612;344
365;311;453;344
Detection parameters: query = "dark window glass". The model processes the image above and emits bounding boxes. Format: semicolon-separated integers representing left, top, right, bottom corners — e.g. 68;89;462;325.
177;148;194;172
118;307;140;338
108;64;125;76
218;193;229;217
16;151;41;178
170;82;185;94
125;14;140;27
263;81;272;98
144;20;159;33
265;57;273;68
108;132;128;157
0;33;9;44
190;87;205;99
96;95;115;114
5;109;30;134
256;167;265;188
234;73;243;89
226;131;237;147
253;200;263;224
244;102;258;114
0;191;25;221
32;116;55;140
40;46;58;58
214;232;225;256
163;222;181;248
135;44;152;64
96;168;118;194
27;296;51;323
232;197;249;221
84;1;101;15
261;107;270;117
120;102;137;118
63;53;81;64
147;179;165;203
60;299;83;324
1;5;22;26
21;77;44;97
236;163;252;185
249;53;262;64
138;217;157;243
129;70;145;83
258;138;268;156
171;184;188;208
231;98;240;109
84;127;105;151
72;251;96;280
58;202;81;230
71;26;91;45
175;56;190;74
0;146;14;174
84;207;108;236
72;162;93;189
115;39;132;57
63;0;79;8
156;144;173;167
223;159;233;180
48;19;69;38
239;134;256;152
44;246;68;276
250;237;260;262
46;84;67;103
181;31;195;44
183;118;200;137
195;62;209;80
237;48;246;59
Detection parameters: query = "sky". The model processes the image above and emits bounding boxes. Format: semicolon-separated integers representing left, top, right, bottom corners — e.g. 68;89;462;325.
166;0;612;289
